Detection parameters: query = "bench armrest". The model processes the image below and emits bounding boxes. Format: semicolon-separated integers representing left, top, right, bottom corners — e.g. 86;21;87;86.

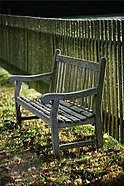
41;87;97;104
8;72;53;84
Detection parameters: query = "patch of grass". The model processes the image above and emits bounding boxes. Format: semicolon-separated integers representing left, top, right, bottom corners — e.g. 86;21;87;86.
0;67;124;186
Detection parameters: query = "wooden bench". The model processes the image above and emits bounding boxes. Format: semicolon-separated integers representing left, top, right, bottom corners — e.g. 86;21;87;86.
8;49;106;156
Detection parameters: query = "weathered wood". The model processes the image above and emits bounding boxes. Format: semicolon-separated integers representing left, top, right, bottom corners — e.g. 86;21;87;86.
41;87;97;104
50;99;60;156
59;101;94;118
9;72;53;84
56;55;99;71
8;49;106;156
17;97;50;124
60;140;96;150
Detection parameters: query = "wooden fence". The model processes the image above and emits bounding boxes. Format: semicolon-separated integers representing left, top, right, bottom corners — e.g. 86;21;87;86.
0;14;124;143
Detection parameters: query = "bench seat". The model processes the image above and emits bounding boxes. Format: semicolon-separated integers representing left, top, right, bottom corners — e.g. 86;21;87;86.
17;97;95;128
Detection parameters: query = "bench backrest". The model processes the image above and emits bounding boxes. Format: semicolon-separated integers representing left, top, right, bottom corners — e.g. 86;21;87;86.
50;49;106;111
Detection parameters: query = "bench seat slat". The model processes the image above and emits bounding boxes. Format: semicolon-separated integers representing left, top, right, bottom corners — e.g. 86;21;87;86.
72;106;94;118
37;100;74;123
59;100;94;118
22;97;50;116
59;111;80;123
58;115;72;123
17;97;50;124
59;104;86;121
37;98;82;123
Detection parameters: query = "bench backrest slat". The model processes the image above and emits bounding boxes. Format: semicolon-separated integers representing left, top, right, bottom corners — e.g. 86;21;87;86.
50;49;105;111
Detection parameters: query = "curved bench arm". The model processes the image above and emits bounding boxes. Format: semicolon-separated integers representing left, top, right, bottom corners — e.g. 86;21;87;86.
8;72;53;98
8;72;53;84
40;87;97;104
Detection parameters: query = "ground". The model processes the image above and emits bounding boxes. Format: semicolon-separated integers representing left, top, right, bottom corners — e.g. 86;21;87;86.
0;67;124;186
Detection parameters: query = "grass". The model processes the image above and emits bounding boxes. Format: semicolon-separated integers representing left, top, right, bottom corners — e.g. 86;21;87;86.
0;67;124;186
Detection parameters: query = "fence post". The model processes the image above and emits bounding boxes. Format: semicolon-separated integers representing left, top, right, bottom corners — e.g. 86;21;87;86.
121;19;124;143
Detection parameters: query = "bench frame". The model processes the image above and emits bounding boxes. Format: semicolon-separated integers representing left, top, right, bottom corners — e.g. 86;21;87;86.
9;49;106;156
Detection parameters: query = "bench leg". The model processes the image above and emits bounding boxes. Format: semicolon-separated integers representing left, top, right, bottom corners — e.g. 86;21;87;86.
95;115;103;148
51;122;60;157
15;102;21;126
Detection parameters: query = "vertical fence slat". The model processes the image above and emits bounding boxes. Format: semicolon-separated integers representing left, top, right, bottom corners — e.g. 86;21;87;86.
117;20;123;141
101;20;107;133
108;19;114;137
122;19;124;143
104;20;111;135
112;19;118;139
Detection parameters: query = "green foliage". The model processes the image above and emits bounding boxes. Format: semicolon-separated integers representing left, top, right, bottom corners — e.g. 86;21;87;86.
0;67;124;186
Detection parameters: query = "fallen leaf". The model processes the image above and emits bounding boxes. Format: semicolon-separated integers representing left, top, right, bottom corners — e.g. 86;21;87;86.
50;177;58;182
15;183;24;186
